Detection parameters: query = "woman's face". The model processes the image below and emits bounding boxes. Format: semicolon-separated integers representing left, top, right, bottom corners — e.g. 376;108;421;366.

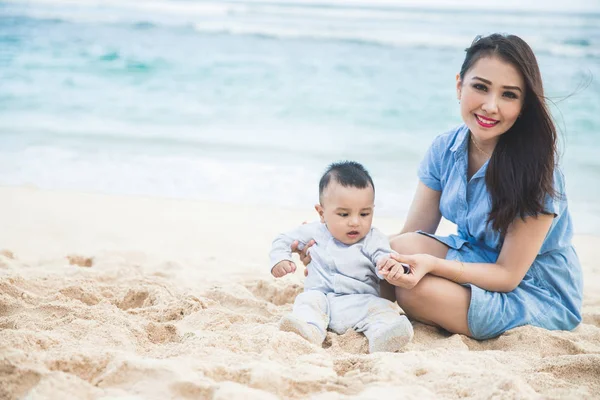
456;55;525;144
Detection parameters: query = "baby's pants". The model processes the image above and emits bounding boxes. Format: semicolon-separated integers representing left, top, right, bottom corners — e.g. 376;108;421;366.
291;290;404;341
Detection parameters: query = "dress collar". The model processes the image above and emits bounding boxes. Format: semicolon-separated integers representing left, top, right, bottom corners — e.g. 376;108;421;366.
452;124;489;180
451;124;470;158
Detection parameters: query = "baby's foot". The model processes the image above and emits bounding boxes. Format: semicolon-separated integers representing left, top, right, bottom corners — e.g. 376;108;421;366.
369;316;414;353
279;314;324;345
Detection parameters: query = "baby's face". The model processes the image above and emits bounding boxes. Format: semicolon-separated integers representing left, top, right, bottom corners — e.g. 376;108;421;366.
316;182;375;245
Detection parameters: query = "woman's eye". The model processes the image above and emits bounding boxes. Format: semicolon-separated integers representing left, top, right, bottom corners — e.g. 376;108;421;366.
360;213;371;217
503;91;518;99
338;213;348;217
473;83;487;91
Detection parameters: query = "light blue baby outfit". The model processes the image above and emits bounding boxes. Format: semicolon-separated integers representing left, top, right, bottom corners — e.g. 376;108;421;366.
418;124;583;339
270;222;413;349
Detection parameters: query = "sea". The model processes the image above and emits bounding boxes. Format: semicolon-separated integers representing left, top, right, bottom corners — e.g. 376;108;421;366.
1;0;599;234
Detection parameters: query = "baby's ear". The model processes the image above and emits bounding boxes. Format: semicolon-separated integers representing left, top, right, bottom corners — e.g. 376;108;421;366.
314;204;325;223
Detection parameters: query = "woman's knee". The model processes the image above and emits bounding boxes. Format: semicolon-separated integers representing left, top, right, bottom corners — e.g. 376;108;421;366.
390;232;449;259
394;275;432;308
395;276;472;335
390;232;426;254
394;282;436;326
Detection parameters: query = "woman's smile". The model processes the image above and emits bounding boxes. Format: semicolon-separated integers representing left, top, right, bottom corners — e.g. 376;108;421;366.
475;113;499;128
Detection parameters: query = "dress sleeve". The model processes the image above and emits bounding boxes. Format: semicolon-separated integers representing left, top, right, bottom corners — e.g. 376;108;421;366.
417;135;444;192
542;167;566;217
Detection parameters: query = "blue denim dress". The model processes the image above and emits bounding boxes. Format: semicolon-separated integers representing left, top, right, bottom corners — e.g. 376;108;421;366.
418;124;583;339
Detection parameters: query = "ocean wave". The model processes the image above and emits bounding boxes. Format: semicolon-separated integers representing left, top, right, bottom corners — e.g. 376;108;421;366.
0;138;597;232
8;0;600;28
191;25;471;50
544;44;600;59
0;135;421;217
188;25;600;58
12;0;600;15
563;38;591;47
132;21;158;30
11;1;600;31
6;2;598;59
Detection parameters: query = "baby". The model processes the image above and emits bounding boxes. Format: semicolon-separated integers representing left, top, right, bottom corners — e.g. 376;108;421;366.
269;161;413;353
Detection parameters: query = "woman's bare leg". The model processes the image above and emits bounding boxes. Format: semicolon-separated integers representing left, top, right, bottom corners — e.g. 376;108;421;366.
388;232;472;336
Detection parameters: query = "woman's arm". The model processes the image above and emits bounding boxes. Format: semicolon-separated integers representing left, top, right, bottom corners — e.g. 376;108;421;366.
392;182;442;237
429;213;554;292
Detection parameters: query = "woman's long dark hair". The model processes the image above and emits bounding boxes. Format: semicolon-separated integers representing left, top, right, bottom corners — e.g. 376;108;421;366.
459;34;557;236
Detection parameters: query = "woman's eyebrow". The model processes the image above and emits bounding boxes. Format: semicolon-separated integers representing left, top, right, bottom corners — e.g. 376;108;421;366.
503;85;522;92
473;76;522;92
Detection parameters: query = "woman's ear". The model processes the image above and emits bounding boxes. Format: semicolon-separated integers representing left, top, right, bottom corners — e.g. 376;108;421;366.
456;73;462;100
314;204;325;223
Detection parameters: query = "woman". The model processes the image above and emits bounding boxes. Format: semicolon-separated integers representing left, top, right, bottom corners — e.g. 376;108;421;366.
295;33;583;340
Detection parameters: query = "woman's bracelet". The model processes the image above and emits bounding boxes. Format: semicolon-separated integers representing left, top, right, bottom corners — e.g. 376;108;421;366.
453;260;465;283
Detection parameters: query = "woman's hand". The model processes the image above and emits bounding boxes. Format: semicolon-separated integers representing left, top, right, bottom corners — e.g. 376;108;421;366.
291;239;315;277
379;253;439;289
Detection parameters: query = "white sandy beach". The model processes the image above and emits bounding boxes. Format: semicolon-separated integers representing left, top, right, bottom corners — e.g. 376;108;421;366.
1;185;599;399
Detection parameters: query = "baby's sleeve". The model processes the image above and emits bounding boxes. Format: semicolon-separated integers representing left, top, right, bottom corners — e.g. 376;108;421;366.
363;228;397;280
269;221;321;272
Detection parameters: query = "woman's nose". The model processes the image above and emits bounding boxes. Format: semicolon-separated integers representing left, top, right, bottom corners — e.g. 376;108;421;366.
482;95;499;114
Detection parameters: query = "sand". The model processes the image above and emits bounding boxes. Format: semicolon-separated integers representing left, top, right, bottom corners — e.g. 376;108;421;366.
1;186;599;399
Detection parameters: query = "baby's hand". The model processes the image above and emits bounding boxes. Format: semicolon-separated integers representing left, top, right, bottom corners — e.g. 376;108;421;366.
271;260;297;278
377;256;410;276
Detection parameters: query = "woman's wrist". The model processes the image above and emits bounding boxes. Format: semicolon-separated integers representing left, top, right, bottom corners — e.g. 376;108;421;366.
429;255;444;274
451;260;466;283
429;257;452;276
430;258;467;283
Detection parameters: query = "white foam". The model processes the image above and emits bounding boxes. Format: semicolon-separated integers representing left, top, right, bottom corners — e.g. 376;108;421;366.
11;0;597;58
14;0;600;13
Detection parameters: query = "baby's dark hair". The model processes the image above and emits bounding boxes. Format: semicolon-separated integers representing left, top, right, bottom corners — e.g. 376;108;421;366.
318;161;374;203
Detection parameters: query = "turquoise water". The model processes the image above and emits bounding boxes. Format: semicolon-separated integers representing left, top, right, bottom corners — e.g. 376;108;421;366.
1;0;599;233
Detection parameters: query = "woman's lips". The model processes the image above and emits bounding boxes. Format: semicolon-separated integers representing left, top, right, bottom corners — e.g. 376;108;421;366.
475;114;499;128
